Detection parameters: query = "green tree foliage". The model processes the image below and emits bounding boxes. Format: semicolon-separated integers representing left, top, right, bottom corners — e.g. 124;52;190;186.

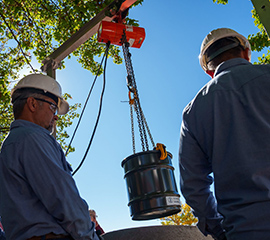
160;203;198;226
213;0;228;4
0;99;12;141
1;0;268;147
55;94;80;153
0;0;143;149
249;8;270;64
213;0;270;64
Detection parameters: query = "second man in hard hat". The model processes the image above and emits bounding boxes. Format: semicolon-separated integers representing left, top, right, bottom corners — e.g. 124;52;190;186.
179;28;270;240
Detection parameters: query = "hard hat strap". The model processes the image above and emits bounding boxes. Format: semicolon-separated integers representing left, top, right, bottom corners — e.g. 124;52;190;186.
206;41;239;63
12;87;59;105
42;91;59;105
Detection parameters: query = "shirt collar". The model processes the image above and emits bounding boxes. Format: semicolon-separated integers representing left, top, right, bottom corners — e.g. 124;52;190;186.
214;58;252;77
11;119;51;135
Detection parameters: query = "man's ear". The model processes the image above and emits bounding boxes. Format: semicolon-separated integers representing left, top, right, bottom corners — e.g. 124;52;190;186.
243;48;251;61
26;97;38;113
206;70;215;78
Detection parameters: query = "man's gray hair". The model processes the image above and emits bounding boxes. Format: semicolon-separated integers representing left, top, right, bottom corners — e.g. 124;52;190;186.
12;88;45;119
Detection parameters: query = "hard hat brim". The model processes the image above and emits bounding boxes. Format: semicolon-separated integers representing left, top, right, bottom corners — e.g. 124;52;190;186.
58;98;69;115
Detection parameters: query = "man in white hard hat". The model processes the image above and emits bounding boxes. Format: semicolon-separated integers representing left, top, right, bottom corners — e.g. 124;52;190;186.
179;28;270;240
0;74;99;240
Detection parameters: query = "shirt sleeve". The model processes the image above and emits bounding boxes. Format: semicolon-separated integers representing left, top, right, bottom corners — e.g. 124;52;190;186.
20;131;98;240
179;118;225;240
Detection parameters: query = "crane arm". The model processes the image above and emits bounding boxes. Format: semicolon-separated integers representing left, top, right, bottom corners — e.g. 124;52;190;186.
251;0;270;38
41;0;138;78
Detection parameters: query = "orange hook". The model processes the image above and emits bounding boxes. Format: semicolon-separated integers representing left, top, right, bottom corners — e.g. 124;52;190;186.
155;143;167;160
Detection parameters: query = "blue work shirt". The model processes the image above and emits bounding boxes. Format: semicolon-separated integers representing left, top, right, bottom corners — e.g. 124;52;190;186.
179;58;270;240
0;120;98;240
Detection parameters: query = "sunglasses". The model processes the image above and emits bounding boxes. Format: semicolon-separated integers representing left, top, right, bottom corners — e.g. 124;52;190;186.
34;98;58;115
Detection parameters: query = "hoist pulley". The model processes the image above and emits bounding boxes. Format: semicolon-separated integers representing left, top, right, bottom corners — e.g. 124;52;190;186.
98;21;145;48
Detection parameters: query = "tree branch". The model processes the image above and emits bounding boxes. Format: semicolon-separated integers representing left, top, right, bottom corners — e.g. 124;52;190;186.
0;12;36;73
15;0;47;47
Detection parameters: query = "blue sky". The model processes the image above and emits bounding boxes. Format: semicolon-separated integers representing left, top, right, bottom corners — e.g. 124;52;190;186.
19;0;268;234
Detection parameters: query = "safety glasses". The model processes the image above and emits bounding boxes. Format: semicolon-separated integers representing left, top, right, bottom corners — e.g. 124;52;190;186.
34;98;58;115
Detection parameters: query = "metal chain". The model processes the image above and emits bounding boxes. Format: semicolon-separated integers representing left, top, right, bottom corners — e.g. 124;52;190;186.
129;103;136;154
133;98;147;151
122;43;145;150
122;44;144;150
121;29;154;152
135;100;149;150
141;111;155;148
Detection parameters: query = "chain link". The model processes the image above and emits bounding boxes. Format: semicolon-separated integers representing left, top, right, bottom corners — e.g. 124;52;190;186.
121;29;155;152
141;111;155;148
133;99;146;151
129;103;136;154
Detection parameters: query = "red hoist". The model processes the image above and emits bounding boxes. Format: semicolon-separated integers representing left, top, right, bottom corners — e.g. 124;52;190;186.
98;17;181;221
98;21;145;48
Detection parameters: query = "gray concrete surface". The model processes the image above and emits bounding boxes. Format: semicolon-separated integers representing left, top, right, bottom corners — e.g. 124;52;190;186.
102;225;214;240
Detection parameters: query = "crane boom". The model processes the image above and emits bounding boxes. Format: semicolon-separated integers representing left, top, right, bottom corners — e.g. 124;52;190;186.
42;0;139;78
251;0;270;38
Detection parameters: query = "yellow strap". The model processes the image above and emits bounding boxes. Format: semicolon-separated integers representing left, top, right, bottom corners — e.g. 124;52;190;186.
156;143;167;160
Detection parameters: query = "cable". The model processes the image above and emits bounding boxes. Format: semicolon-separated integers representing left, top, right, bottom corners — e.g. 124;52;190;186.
72;42;110;176
65;44;110;156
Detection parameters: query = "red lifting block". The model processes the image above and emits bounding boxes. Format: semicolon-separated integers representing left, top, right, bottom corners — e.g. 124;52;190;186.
98;21;146;48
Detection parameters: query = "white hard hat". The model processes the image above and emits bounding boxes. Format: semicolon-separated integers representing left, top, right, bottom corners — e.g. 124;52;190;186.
11;74;69;115
199;28;251;71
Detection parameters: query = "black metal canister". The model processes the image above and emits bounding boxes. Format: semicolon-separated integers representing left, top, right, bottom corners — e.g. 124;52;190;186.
121;150;181;220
